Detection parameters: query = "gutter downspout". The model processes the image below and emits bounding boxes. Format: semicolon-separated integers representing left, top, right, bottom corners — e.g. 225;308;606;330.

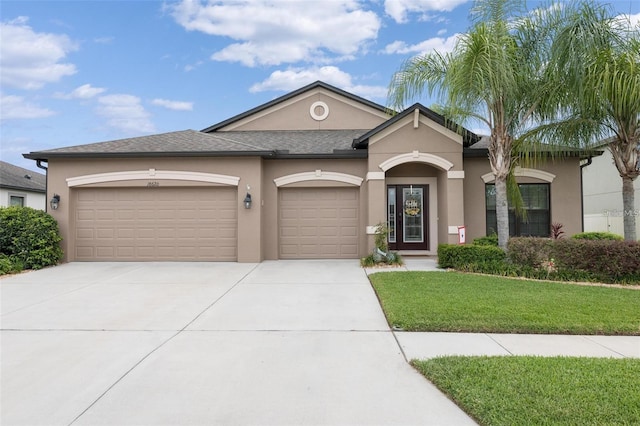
35;160;48;212
580;156;593;232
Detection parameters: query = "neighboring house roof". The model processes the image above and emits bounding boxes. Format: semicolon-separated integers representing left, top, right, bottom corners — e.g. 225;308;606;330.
24;129;370;161
202;81;388;133
352;103;480;149
0;161;46;193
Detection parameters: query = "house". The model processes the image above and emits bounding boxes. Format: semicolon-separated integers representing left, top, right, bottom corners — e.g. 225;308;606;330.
0;161;46;210
24;81;588;262
582;146;639;237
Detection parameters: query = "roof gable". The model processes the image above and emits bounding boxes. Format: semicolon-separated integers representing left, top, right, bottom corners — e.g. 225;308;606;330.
352;103;479;149
202;81;389;132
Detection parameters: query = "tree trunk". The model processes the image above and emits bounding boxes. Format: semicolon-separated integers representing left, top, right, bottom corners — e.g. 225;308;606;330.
621;176;637;241
495;176;510;250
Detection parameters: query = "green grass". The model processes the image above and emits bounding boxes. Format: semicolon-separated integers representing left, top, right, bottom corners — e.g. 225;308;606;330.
413;356;640;426
369;271;640;334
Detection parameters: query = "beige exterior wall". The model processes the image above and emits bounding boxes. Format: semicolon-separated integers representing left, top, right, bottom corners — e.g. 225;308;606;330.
41;84;589;262
46;157;264;262
365;114;465;254
220;89;389;131
463;156;584;242
262;158;368;259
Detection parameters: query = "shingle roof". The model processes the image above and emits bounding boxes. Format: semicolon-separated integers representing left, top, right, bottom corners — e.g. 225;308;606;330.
24;129;368;160
465;135;604;159
221;130;367;154
0;161;46;192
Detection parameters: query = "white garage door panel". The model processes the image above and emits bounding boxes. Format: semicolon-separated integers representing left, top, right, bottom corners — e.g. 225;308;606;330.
75;187;237;261
279;188;359;259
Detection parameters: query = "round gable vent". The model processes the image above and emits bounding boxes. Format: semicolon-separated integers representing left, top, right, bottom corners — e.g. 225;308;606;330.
309;101;329;121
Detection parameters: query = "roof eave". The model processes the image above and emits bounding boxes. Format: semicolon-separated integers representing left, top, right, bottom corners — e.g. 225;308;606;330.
0;184;46;193
23;151;277;160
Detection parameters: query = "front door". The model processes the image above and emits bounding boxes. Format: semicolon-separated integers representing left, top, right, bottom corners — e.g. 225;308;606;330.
387;185;428;250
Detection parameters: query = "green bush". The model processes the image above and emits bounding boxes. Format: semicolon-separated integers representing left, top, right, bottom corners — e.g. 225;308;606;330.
0;254;22;275
473;233;498;246
507;237;640;284
553;239;640;281
507;237;554;268
572;231;623;241
0;206;63;270
438;244;506;269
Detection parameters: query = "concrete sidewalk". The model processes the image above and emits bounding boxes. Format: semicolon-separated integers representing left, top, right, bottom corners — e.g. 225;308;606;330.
396;332;640;360
367;256;640;360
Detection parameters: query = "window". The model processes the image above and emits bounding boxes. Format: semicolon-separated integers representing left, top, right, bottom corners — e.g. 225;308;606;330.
9;195;24;207
485;184;550;237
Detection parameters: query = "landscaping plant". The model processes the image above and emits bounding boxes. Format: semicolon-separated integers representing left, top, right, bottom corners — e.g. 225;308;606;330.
0;206;63;272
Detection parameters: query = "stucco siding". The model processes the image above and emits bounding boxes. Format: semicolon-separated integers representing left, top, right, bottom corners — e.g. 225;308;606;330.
263;158;368;259
220;90;389;131
46;157;263;262
463;157;583;242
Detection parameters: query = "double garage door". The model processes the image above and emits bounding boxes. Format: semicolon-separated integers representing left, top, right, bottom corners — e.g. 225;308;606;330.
73;186;359;261
74;187;237;261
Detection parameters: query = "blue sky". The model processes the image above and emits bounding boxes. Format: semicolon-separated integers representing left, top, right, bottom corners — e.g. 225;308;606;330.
2;0;639;172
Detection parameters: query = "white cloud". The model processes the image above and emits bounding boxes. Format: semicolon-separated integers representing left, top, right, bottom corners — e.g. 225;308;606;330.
151;98;193;111
250;66;387;100
619;12;640;28
0;94;55;120
168;0;380;66
54;83;106;100
383;34;460;55
0;16;78;90
384;0;468;23
97;94;155;134
437;29;447;35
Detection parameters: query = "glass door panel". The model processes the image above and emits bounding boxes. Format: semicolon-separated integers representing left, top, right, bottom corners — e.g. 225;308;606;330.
387;185;428;250
403;187;423;243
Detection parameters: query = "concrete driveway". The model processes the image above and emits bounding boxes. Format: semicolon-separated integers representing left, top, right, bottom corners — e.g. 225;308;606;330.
1;261;475;426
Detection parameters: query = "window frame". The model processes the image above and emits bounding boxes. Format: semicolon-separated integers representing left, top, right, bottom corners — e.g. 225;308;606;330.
485;183;551;237
8;193;26;207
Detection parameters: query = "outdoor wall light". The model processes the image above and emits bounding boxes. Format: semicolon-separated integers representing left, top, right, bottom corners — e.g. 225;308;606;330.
243;193;252;209
50;194;60;210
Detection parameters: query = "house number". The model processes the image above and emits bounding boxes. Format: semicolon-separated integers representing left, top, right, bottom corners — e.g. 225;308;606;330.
147;181;160;187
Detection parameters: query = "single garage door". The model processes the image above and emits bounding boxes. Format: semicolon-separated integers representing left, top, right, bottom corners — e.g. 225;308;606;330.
279;187;359;259
74;187;237;261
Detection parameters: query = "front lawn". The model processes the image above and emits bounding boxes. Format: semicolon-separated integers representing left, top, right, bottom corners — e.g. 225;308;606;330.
413;356;640;426
369;271;640;334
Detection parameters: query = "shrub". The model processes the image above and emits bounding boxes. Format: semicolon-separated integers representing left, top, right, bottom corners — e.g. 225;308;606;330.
473;233;498;246
572;231;623;241
0;206;63;270
507;237;640;284
438;244;506;269
507;237;554;268
0;254;22;275
553;239;640;282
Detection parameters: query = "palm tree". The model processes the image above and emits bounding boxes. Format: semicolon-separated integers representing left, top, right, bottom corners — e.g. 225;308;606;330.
387;0;553;249
544;3;639;240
